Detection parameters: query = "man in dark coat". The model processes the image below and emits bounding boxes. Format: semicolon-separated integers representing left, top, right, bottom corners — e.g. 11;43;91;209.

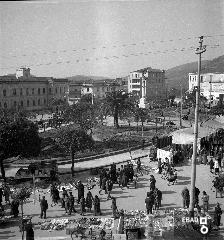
40;196;48;219
25;223;34;240
77;181;84;204
181;187;190;208
68;192;76;215
194;186;200;207
214;203;222;229
145;191;154;214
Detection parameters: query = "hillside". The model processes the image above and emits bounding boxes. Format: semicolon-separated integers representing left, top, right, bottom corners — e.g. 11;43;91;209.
166;55;224;90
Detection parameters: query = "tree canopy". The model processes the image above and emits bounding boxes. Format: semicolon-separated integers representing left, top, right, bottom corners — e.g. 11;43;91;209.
0;111;41;180
104;91;136;128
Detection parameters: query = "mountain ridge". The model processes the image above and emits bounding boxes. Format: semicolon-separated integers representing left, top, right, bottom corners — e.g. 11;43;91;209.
165;55;224;90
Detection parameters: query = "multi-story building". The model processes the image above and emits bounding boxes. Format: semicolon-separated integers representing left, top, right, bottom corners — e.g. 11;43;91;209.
188;72;224;104
68;78;127;102
0;67;69;111
128;67;166;101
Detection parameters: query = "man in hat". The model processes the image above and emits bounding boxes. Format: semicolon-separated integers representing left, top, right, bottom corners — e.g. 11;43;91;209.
77;181;84;204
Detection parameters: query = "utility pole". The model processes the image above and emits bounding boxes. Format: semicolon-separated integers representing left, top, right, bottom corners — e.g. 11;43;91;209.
179;84;183;128
189;36;206;217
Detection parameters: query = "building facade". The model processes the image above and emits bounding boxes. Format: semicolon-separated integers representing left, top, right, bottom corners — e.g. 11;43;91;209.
128;67;166;101
189;72;224;103
0;68;69;111
68;78;127;102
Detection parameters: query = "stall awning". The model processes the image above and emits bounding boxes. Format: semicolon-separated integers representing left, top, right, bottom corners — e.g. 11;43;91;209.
170;126;216;145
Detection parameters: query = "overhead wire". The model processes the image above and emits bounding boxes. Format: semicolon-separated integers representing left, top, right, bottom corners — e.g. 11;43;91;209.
0;44;221;71
2;34;223;60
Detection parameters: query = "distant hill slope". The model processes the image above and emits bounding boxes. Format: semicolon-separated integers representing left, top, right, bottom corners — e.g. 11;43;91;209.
67;75;111;82
166;55;224;90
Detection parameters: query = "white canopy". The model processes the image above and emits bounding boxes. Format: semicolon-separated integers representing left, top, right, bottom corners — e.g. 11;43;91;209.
171;126;215;145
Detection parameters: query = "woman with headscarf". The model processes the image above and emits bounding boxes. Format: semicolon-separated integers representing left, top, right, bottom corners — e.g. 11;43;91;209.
111;197;118;219
94;195;101;216
86;191;94;212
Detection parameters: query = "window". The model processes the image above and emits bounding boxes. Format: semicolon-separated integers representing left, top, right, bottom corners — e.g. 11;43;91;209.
60;87;62;94
38;99;40;106
20;88;23;96
135;74;138;78
13;89;16;96
74;88;77;92
20;101;23;107
14;101;17;107
87;87;89;92
97;88;99;92
32;88;34;95
3;89;6;97
38;88;40;95
49;88;52;94
43;88;45;94
55;87;58;94
64;87;66;93
26;88;29;96
43;99;46;105
33;100;36;106
27;100;29;107
200;76;203;83
4;102;7;108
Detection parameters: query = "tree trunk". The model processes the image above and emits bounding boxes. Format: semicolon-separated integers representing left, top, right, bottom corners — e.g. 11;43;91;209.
0;157;6;182
21;201;24;240
114;107;119;128
32;174;36;204
70;146;74;177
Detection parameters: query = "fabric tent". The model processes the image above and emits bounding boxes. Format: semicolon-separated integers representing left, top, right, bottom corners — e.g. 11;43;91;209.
170;126;216;145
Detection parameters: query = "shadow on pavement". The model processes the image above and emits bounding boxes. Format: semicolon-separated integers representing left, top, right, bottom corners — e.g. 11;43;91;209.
175;180;191;185
0;230;16;239
162;190;177;194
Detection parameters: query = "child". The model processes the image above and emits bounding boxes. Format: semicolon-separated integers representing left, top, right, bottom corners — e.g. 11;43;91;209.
133;174;138;189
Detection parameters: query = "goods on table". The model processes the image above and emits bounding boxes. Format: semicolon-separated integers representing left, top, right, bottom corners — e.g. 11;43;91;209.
40;218;69;230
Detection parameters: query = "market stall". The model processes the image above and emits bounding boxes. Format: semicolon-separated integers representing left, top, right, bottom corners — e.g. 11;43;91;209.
38;217;114;240
117;208;213;239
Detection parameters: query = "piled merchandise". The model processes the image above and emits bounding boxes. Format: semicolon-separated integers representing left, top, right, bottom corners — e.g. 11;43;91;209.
40;218;69;231
123;210;148;229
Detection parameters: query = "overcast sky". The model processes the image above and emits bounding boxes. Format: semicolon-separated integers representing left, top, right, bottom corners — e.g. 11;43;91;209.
0;0;223;78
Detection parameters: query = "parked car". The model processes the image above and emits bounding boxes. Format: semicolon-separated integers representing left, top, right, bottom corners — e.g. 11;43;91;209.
166;121;176;126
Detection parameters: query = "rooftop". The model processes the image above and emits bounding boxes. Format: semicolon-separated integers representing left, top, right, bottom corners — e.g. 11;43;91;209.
131;67;164;73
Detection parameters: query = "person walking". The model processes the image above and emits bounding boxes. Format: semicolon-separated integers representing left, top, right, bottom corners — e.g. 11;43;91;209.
181;187;190;209
214;159;220;175
40;196;48;219
25;222;34;240
77;181;85;204
209;158;214;173
201;191;209;212
111;197;118;219
145;191;154;214
10;199;19;218
194;187;200;207
136;157;143;176
80;196;86;216
61;187;68;208
3;184;10;204
214;203;222;229
94;195;101;216
86;191;94;212
106;178;113;200
133;174;138;189
68;192;76;215
99;176;107;195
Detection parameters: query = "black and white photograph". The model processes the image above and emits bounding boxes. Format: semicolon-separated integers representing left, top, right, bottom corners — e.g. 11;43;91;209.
0;0;224;239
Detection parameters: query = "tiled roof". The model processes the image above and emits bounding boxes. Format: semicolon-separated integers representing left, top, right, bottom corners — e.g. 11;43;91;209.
131;67;164;73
